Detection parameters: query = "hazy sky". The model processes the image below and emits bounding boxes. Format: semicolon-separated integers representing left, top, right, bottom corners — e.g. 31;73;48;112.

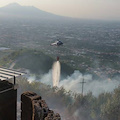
0;0;120;21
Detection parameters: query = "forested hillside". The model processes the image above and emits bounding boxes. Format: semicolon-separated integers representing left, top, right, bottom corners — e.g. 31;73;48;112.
0;49;120;120
17;77;120;120
0;49;74;76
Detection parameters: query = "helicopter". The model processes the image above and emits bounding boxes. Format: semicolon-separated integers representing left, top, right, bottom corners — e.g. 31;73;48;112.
51;40;63;46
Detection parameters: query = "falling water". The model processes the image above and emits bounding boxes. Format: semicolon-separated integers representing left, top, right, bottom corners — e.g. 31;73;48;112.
52;61;61;87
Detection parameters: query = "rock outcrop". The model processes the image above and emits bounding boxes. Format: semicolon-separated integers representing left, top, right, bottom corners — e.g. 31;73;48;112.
21;91;61;120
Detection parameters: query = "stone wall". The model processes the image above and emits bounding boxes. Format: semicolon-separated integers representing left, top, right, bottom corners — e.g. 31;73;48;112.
21;91;61;120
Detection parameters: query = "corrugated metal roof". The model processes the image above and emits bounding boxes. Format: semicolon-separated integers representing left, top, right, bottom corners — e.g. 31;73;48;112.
0;67;25;81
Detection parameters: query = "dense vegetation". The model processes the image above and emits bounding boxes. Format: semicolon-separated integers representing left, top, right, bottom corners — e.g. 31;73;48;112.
17;77;120;120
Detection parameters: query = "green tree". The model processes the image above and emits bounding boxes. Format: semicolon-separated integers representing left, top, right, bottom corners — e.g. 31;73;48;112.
101;86;120;120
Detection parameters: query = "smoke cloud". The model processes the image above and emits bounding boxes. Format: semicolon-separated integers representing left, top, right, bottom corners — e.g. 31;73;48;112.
24;69;120;119
27;75;36;83
39;70;120;96
39;70;53;86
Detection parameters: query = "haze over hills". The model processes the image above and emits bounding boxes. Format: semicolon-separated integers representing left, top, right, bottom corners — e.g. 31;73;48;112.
0;3;67;20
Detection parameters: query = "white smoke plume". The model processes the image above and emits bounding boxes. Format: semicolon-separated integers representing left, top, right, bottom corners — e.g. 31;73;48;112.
39;70;120;96
40;70;53;86
59;70;120;96
27;75;36;83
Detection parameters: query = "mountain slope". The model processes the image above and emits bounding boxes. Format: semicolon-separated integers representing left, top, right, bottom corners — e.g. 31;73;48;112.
0;3;65;20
